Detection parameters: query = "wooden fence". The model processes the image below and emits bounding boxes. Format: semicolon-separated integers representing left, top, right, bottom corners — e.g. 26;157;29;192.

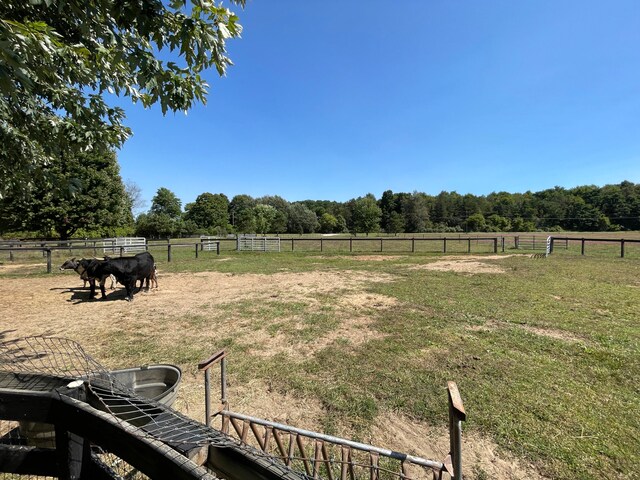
549;236;640;258
0;240;220;273
285;236;500;254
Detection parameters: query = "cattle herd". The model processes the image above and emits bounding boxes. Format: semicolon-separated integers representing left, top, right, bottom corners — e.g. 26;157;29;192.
60;252;157;302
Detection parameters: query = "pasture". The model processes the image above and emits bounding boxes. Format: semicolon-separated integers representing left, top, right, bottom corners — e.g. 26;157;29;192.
0;250;638;479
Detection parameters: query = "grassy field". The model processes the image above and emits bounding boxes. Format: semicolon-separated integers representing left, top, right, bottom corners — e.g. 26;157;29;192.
1;247;639;479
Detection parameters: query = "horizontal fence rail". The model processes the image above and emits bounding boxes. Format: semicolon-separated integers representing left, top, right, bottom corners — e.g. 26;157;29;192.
3;235;638;274
549;236;640;258
0;241;221;273
198;350;465;480
287;236;500;255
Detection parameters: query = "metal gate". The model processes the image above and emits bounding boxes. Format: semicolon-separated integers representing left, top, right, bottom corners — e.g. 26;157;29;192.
199;350;466;480
103;237;147;255
238;236;281;252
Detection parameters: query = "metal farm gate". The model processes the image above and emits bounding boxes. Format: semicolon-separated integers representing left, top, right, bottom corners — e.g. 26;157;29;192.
200;236;220;252
238;236;281;252
103;237;147;255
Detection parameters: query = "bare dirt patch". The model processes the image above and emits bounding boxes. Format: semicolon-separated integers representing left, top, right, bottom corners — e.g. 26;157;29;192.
411;261;505;274
408;255;519;275
0;262;47;273
338;292;398;310
319;255;407;262
0;268;398;365
244;315;386;359
519;325;585;343
371;412;547;479
466;320;586;344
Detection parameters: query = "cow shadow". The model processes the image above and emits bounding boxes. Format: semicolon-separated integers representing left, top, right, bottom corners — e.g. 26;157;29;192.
51;286;130;303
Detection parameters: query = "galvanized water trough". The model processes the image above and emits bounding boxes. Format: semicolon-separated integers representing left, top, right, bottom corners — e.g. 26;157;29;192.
19;364;182;448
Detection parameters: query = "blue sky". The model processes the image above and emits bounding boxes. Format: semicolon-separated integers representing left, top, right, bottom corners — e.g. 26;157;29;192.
117;0;640;210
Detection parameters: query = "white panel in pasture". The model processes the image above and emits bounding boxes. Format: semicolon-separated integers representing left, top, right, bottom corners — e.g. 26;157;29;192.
237;236;280;252
102;237;147;254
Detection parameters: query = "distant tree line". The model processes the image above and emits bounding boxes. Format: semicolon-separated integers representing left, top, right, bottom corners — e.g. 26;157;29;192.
130;182;640;238
2;176;639;239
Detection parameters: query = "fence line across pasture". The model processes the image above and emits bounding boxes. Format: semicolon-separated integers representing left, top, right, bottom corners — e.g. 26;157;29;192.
3;235;639;274
549;236;640;258
285;236;501;254
0;240;221;273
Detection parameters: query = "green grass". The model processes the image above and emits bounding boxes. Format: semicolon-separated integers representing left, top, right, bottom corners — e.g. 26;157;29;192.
2;245;639;478
243;254;637;478
150;251;640;479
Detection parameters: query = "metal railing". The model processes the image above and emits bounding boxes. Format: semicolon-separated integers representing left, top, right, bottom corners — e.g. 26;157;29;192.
198;350;466;480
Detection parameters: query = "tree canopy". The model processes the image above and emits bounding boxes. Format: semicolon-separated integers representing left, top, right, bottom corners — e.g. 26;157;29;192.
184;192;229;233
0;148;131;239
0;0;243;194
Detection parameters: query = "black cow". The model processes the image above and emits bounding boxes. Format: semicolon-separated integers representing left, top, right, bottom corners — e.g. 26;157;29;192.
60;257;116;290
86;252;155;301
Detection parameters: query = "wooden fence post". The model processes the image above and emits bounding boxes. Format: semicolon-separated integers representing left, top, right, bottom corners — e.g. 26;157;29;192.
350;238;353;252
467;238;471;253
621;239;625;258
447;381;466;480
581;238;585;256
195;244;199;259
167;244;172;262
320;239;323;252
412;238;415;253
443;237;447;253
46;249;52;273
380;239;383;252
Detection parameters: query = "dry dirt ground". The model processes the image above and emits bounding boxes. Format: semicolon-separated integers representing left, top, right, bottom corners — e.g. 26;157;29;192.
0;256;546;479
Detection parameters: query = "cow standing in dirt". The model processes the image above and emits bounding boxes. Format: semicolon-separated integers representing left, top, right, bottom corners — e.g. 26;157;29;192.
87;252;155;301
60;258;116;290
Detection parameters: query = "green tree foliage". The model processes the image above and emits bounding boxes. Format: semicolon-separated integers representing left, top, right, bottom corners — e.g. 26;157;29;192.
400;192;431;233
184;192;229;233
486;214;511;232
229;194;256;234
0;148;131;239
134;187;184;238
254;204;278;235
378;190;398;233
349;194;381;235
0;0;244;194
465;213;487;232
511;217;536;232
386;211;405;235
150;187;182;218
135;212;172;239
319;213;338;233
288;203;319;234
257;195;289;233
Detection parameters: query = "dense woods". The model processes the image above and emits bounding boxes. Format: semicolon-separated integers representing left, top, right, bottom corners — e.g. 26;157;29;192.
132;181;640;237
5;180;638;239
